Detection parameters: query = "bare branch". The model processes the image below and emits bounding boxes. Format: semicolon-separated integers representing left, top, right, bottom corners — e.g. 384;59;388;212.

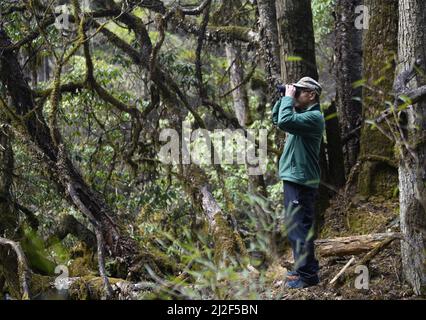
177;0;211;15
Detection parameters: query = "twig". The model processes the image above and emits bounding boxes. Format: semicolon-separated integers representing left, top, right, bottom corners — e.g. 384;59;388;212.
330;256;355;285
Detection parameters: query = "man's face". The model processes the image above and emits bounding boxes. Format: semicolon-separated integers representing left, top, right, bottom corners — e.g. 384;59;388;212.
295;89;317;109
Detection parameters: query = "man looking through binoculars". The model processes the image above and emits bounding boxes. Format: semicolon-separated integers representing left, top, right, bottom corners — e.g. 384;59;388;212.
272;77;325;289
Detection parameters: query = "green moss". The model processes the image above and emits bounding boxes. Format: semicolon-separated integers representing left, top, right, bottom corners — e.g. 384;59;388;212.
68;243;97;277
320;194;399;239
21;229;56;275
29;274;53;298
212;214;248;265
358;0;398;197
69;276;121;300
207;25;253;42
357;161;398;199
212;214;235;263
0;252;52;299
346;210;389;235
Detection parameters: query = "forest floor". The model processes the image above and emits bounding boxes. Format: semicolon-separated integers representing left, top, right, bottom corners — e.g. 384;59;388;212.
269;193;420;300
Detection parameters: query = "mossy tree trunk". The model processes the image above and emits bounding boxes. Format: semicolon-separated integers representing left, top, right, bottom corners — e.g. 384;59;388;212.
199;183;248;264
357;0;399;199
215;0;252;128
397;0;426;296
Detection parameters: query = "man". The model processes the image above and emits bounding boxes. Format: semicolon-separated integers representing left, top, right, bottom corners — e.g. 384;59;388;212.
272;77;325;289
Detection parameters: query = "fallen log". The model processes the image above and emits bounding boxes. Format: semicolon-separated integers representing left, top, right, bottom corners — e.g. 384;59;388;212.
315;232;401;257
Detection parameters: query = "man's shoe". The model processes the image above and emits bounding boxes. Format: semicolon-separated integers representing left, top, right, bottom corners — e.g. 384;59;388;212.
285;270;299;281
285;277;319;289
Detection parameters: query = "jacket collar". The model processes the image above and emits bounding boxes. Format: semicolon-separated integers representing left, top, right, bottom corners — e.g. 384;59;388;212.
307;103;320;111
296;103;320;113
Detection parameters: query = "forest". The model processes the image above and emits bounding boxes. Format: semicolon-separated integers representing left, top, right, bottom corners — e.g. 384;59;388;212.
0;0;425;300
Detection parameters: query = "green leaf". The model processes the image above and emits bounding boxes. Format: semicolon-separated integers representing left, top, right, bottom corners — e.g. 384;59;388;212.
325;112;337;121
352;79;366;88
286;56;303;62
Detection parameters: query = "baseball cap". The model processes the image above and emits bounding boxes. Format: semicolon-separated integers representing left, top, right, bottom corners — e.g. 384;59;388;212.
293;77;322;96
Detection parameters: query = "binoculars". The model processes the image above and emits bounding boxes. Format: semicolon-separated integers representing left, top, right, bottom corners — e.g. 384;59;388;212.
276;84;302;98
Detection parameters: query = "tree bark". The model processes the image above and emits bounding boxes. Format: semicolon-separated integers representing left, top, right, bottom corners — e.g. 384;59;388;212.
324;102;346;188
276;0;318;82
212;1;273;256
225;44;251;127
397;0;426;296
334;0;363;177
357;0;399;198
256;0;282;94
0;115;17;238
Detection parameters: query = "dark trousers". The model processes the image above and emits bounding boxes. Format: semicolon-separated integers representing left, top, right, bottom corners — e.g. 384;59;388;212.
283;180;319;283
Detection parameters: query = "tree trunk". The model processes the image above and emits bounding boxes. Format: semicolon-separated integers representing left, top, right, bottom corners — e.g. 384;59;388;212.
397;0;426;296
276;0;318;82
324;102;346;189
256;0;282;93
0;115;17;238
199;184;248;264
257;0;286;162
0;112;19;297
225;44;251;127
357;0;399;198
334;0;363;177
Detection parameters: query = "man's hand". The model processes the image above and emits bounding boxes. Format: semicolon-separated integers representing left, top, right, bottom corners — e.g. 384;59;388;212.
285;84;297;98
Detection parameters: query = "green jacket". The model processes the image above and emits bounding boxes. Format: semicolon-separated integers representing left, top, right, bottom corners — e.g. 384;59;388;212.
272;96;325;189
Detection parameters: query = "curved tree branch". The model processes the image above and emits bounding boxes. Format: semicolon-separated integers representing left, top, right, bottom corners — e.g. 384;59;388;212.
0;237;31;299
